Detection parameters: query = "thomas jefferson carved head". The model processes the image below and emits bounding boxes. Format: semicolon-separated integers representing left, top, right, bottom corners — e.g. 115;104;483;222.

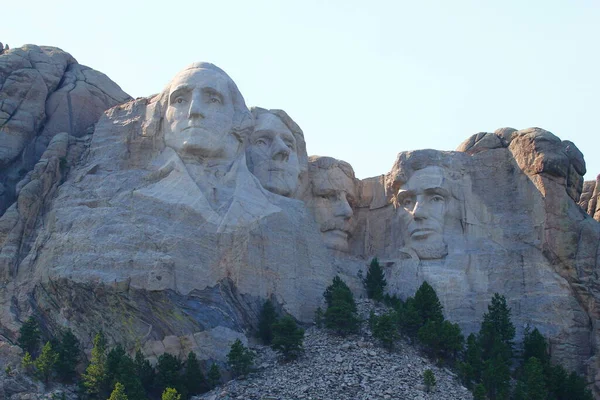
160;63;252;161
246;108;306;197
307;156;357;252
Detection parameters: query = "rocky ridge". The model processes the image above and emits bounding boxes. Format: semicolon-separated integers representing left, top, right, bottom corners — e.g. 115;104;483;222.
194;300;472;400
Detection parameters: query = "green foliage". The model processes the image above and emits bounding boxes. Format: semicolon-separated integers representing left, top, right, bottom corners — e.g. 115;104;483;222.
323;276;356;312
382;294;404;311
108;382;129;400
564;371;594;400
478;294;514;400
155;353;184;397
161;387;181;400
271;315;305;361
418;320;464;360
105;345;145;400
314;307;324;328
258;299;278;344
516;357;547;400
522;326;549;366
458;333;482;388
472;383;487;400
371;311;399;350
21;351;34;375
207;363;220;389
479;294;515;361
82;331;107;398
184;351;206;396
323;276;360;336
35;341;58;384
18;316;41;356
423;369;436;393
134;350;154;395
397;297;422;337
54;328;80;383
413;281;444;324
227;339;255;377
363;257;387;301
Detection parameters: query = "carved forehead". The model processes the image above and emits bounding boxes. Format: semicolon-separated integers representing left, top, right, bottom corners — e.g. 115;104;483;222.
253;113;295;141
168;68;231;96
401;166;446;192
311;166;356;195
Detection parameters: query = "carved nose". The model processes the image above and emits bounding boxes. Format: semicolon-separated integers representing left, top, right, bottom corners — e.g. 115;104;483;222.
412;200;428;220
335;193;353;218
188;95;205;119
271;136;290;162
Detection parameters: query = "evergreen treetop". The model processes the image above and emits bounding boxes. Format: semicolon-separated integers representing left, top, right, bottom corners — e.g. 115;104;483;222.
363;257;387;301
226;339;255;378
271;315;305;361
18;316;41;356
184;351;206;396
109;382;129;400
258;299;278;344
82;330;107;397
413;281;444;324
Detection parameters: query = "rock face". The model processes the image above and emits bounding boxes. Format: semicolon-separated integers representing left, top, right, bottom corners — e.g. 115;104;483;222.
0;45;131;215
581;176;600;222
0;55;600;396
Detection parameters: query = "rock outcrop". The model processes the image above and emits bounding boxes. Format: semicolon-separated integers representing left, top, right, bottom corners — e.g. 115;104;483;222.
0;45;131;215
581;176;600;222
0;55;599;397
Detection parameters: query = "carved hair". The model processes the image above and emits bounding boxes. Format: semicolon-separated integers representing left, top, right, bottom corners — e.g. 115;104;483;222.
144;62;253;142
308;156;356;180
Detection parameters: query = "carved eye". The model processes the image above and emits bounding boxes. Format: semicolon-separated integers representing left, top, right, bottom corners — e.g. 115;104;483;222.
255;138;268;146
175;97;185;104
285;141;295;151
402;198;414;208
431;195;444;203
209;97;221;104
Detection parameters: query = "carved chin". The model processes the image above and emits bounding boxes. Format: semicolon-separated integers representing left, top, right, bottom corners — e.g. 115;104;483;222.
322;230;350;252
409;238;448;260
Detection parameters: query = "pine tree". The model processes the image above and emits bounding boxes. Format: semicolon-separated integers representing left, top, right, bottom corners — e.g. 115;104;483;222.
184;351;206;396
54;328;80;383
565;371;594;400
323;276;356;312
324;283;360;336
207;363;220;389
478;293;514;400
108;382;129;400
271;315;305;361
397;297;422;337
371;311;399;350
363;257;387;301
155;353;183;397
519;357;547;400
35;341;58;384
258;299;278;344
413;281;444;324
423;369;436;393
227;339;255;377
134;349;154;395
18;316;41;356
21;351;34;375
161;387;181;400
472;383;487;400
82;331;107;398
418;320;464;360
522;326;549;366
458;333;482;388
105;345;145;400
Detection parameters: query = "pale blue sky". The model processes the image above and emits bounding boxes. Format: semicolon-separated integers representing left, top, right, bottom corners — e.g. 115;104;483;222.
4;0;599;180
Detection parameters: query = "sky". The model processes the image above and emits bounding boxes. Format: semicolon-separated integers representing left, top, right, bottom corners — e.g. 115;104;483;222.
3;0;599;180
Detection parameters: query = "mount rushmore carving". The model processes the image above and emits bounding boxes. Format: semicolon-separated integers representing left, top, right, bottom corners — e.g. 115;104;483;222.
1;46;600;395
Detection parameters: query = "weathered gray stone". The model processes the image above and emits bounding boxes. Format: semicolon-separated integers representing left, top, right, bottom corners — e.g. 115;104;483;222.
0;45;130;215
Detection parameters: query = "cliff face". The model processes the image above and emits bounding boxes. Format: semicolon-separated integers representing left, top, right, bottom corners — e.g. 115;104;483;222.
0;50;599;394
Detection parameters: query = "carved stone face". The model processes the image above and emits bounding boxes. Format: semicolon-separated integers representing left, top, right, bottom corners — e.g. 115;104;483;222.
310;166;356;252
164;68;236;159
247;112;300;197
397;166;448;259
